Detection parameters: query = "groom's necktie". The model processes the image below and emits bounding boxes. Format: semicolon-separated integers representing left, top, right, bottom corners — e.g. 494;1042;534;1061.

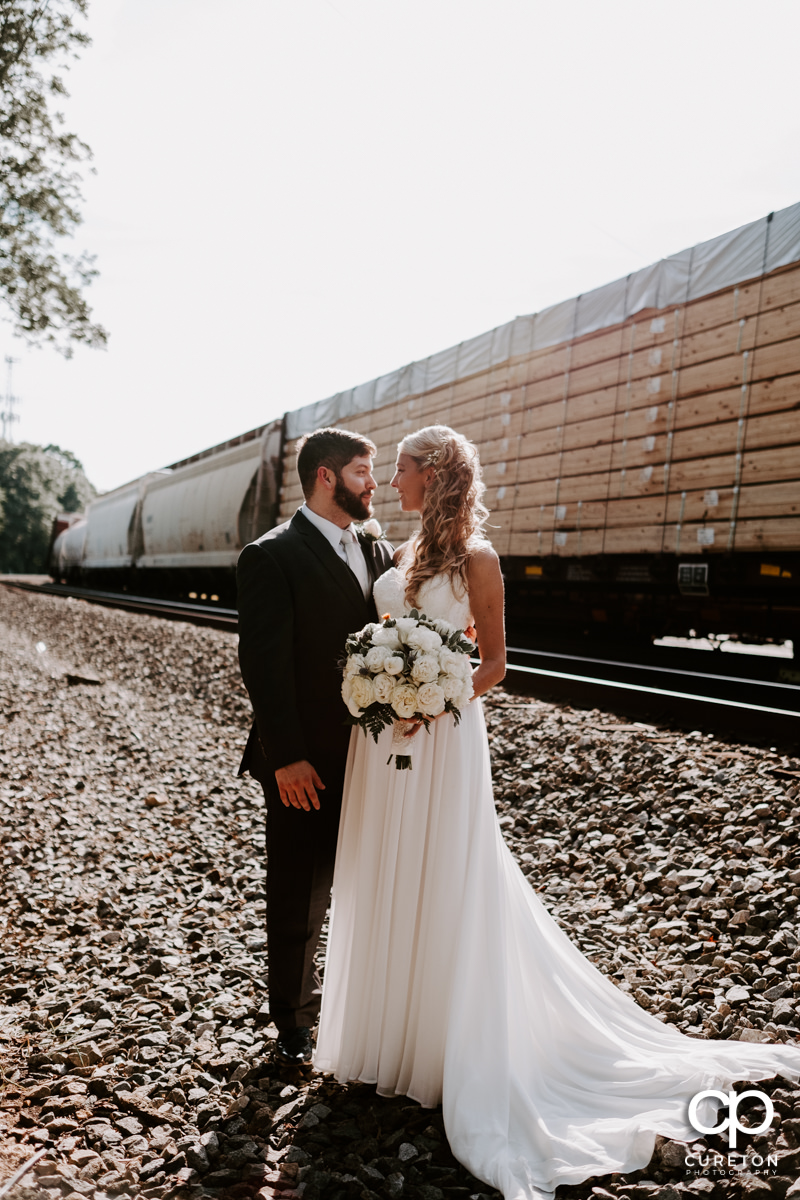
340;527;370;600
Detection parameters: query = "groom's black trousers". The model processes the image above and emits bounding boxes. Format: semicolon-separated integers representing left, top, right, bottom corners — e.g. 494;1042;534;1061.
262;749;346;1031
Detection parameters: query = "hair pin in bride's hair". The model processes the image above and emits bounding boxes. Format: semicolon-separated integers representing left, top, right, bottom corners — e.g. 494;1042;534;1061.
425;449;442;466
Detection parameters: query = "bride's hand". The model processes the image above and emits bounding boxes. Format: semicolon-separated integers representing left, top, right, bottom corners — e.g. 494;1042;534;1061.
402;712;447;738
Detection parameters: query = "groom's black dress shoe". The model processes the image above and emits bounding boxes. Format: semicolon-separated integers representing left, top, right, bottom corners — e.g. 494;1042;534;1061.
275;1026;313;1063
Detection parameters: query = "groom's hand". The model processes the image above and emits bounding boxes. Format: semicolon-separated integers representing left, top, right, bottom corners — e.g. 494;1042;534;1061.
275;760;325;811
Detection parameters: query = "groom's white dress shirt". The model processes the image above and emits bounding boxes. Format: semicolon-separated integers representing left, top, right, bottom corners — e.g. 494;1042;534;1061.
300;503;371;600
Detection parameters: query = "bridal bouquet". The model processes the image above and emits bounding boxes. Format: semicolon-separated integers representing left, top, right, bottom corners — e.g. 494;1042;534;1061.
341;611;475;770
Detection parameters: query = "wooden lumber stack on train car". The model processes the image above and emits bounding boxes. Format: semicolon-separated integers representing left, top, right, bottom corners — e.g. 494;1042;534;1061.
277;205;800;639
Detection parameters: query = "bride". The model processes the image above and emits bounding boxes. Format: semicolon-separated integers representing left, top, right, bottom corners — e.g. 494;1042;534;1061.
314;424;800;1200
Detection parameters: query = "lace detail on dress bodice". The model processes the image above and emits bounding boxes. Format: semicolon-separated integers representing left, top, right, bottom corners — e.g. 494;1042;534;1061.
373;566;472;629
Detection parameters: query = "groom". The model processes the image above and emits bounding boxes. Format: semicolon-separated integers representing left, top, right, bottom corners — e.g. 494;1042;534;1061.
237;427;393;1063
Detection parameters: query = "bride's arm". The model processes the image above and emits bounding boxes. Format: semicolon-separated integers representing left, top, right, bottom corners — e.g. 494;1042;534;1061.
466;545;506;699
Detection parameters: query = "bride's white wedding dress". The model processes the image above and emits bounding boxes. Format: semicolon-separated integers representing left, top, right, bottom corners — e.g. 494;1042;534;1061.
315;566;800;1199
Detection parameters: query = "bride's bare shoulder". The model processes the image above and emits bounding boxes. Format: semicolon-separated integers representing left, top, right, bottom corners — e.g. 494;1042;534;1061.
467;539;499;567
468;539;498;561
466;541;502;588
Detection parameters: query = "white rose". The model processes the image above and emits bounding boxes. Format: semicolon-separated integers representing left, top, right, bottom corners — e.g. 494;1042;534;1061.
372;672;396;704
457;676;474;706
365;644;392;672
417;682;446;716
383;654;405;676
361;518;382;539
411;654;440;684
406;626;442;653
393;617;419;640
438;647;464;676
448;650;473;679
350;674;376;711
341;675;353;702
392;683;419;719
440;674;463;702
372;626;402;650
345;653;367;678
456;654;474;679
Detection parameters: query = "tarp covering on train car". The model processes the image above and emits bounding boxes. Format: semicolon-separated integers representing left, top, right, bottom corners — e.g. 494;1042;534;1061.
285;201;800;440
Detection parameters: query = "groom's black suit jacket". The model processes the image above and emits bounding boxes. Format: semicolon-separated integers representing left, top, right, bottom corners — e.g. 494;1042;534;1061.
237;508;394;786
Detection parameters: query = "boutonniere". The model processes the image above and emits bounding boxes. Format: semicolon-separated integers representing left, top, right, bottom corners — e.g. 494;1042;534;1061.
356;519;387;543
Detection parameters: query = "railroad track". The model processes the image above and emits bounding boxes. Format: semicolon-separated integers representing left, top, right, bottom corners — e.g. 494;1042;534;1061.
1;579;238;630
504;645;800;719
501;651;800;750
5;579;799;742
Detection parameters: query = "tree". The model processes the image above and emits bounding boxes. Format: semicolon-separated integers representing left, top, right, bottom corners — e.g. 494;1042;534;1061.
0;438;95;571
0;0;107;353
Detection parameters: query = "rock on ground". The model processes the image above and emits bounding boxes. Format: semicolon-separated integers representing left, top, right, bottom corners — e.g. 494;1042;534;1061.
1;585;799;1200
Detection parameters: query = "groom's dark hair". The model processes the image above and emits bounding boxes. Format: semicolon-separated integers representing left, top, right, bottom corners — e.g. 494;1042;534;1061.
296;427;377;499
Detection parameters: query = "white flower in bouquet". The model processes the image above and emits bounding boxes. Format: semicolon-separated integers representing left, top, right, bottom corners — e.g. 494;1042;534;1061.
441;674;464;702
383;654;405;676
373;672;396;704
365;644;393;672
410;654;440;685
345;653;367;677
417;681;446;716
393;616;419;639
455;655;473;680
342;675;363;717
350;675;376;711
372;625;402;650
392;682;419;719
406;625;442;654
438;647;466;676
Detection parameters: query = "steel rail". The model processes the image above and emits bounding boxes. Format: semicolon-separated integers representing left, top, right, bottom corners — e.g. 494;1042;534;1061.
1;580;238;627
503;645;800;718
6;579;798;722
499;658;800;720
506;644;799;697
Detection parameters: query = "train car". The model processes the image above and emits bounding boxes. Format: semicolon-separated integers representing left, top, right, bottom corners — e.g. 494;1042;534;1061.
78;475;157;590
276;202;800;647
51;422;283;604
134;425;282;602
51;202;799;647
51;515;87;584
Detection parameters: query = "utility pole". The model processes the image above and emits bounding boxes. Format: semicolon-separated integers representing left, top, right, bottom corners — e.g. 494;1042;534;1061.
0;356;20;442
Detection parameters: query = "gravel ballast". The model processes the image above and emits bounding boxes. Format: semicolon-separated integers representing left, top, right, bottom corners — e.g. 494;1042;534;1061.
1;585;799;1200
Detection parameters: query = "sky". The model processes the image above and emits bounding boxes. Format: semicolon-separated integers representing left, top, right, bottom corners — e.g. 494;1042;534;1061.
5;0;800;493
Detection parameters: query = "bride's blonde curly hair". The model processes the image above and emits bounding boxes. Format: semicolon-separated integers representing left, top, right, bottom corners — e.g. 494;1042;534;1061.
399;425;490;606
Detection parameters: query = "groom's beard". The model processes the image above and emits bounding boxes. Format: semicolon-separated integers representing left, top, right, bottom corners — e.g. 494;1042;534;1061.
333;474;374;522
